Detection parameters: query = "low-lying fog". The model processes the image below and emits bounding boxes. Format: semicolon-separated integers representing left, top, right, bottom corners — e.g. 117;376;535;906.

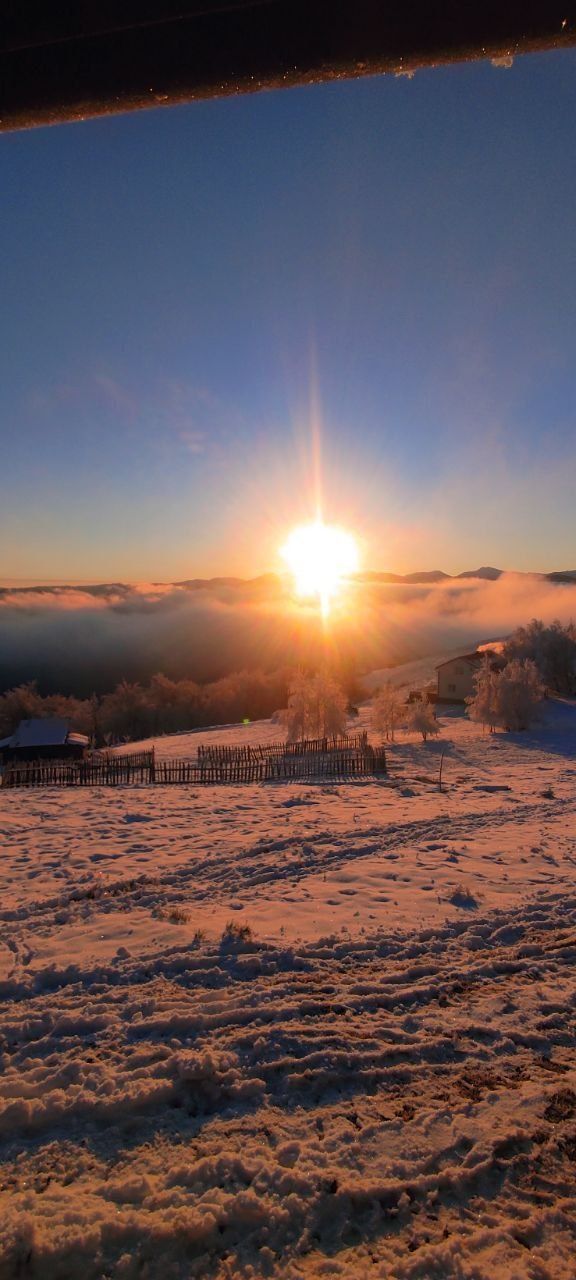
1;572;575;696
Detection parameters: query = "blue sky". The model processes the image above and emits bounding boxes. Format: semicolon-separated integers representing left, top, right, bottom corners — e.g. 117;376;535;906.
1;50;575;581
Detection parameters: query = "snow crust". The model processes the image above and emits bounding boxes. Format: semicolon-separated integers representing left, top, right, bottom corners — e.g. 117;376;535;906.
1;699;576;1277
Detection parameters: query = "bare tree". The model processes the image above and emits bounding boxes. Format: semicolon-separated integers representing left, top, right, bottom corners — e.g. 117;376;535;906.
284;669;347;741
372;683;406;740
466;654;499;733
405;699;440;742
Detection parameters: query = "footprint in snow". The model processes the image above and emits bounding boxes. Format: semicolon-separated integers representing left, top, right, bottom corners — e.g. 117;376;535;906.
473;784;512;793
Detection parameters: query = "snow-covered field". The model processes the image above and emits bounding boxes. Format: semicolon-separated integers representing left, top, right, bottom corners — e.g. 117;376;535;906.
1;699;576;1278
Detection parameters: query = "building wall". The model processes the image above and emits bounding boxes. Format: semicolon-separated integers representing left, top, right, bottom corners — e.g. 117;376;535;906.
437;660;478;703
1;743;86;764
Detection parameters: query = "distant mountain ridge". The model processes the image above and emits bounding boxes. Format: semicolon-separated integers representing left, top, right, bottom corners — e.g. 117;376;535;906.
356;566;504;585
356;565;576;585
456;566;503;580
546;569;576;583
2;566;575;596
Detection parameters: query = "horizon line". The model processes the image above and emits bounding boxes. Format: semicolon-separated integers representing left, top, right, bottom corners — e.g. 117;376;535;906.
2;564;576;590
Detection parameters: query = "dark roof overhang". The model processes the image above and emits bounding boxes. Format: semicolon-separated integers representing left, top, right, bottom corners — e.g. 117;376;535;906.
2;3;575;133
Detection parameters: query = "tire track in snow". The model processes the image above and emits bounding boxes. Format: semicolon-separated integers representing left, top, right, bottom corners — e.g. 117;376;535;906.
1;795;572;939
1;895;576;1277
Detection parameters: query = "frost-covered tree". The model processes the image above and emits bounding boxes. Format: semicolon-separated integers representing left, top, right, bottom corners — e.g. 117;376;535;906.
0;682;42;736
99;681;153;742
284;669;347;741
493;658;544;731
504;619;576;694
372;683;406;740
405;699;440;742
314;669;348;737
282;670;308;742
466;655;499;733
467;656;544;733
0;682;93;738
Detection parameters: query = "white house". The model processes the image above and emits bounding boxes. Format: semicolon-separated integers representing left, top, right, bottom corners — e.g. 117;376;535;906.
436;651;503;703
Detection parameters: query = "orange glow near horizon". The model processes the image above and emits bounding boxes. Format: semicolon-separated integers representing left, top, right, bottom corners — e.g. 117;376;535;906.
280;520;359;617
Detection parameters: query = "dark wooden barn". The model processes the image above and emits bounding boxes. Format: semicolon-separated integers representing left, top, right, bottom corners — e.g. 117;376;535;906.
0;719;89;764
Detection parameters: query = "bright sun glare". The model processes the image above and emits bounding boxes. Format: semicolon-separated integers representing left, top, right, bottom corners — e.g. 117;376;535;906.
280;521;359;615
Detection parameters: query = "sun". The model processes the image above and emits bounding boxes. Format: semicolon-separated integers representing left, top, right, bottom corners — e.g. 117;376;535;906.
280;520;359;615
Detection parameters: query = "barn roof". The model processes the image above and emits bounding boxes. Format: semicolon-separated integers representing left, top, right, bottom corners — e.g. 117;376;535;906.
0;719;89;749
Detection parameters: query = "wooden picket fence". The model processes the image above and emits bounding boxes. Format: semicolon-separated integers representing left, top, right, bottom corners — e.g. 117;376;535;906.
97;749;157;769
155;759;267;785
157;746;386;785
262;746;387;781
2;750;156;789
198;731;369;764
2;740;387;788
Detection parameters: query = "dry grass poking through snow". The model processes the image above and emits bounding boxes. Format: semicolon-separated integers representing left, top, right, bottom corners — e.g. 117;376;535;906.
0;702;575;1277
2;899;576;1278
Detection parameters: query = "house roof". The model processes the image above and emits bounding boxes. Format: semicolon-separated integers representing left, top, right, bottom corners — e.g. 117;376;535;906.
436;653;484;670
0;718;89;750
436;649;504;672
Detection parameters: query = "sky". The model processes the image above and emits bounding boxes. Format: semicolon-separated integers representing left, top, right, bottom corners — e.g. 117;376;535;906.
1;50;576;583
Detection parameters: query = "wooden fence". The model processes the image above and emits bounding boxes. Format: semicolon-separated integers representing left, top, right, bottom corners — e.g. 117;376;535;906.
2;750;155;789
2;741;386;788
198;731;369;764
96;749;156;770
263;746;387;781
154;759;267;785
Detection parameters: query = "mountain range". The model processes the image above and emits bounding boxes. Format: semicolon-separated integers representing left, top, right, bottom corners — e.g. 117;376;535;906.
2;567;576;600
351;567;576;586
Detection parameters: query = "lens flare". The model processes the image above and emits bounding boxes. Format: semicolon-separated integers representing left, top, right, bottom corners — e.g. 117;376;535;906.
280;520;359;615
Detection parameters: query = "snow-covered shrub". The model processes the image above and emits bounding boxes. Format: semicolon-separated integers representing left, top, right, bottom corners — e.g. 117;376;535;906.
284;669;347;742
372;683;406;741
467;655;544;732
405;700;440;741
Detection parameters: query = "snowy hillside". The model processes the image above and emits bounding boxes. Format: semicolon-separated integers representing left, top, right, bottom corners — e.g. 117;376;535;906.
109;651;459;758
361;650;455;694
0;700;576;1276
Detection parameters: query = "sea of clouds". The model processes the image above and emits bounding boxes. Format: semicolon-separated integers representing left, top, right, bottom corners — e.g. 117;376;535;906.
1;573;575;696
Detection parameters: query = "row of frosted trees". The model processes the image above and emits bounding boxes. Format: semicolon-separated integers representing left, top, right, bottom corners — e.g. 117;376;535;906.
370;657;546;741
371;619;575;740
282;670;441;743
1;618;570;745
0;670;292;744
